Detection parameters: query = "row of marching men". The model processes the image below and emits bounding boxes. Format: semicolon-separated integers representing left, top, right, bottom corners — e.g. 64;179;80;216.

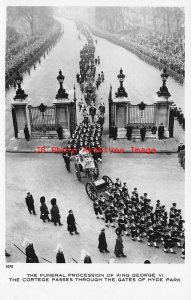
78;97;105;124
92;178;185;258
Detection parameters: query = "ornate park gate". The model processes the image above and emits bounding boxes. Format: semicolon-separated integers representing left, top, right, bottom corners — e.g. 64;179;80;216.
28;103;57;134
128;104;156;129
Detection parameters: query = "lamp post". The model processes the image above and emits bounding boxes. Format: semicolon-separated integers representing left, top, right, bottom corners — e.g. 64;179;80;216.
55;69;69;99
115;68;128;98
14;72;28;100
117;68;125;89
157;68;171;98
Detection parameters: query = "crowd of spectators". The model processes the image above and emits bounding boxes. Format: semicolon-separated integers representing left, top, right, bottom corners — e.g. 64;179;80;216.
120;30;184;85
5;21;63;89
85;23;184;86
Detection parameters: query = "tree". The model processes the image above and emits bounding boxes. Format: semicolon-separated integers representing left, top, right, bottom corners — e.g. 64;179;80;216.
7;6;54;36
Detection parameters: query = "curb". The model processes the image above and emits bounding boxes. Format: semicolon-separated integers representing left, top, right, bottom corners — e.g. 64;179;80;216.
6;149;178;154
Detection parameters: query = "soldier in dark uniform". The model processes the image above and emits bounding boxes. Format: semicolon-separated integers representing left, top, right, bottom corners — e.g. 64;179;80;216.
55;244;66;263
147;225;158;248
93;199;103;219
112;125;117;140
126;124;132;140
105;207;115;227
114;231;126;258
25;192;36;215
98;228;109;253
62;147;71;172
163;229;176;254
40;196;50;222
57;124;63;140
89;105;97;123
97;56;100;65
115;178;122;189
84;254;92;263
140;125;146;141
24;125;30;141
67;210;79;235
50;198;63;226
158;123;165;140
23;238;39;263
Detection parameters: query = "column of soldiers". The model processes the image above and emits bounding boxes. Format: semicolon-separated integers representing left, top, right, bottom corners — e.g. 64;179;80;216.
64;120;103;164
93;178;185;258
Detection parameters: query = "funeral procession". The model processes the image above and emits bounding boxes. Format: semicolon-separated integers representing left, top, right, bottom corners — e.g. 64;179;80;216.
5;7;185;264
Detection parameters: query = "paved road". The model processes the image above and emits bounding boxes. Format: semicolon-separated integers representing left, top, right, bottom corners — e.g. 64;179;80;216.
5;19;185;263
6;19;184;144
6;152;184;264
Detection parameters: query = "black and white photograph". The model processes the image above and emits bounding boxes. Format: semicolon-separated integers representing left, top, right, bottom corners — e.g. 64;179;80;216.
1;0;191;299
4;4;186;265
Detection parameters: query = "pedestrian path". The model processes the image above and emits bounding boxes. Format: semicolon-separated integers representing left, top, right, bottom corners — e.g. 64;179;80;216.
6;137;69;153
103;136;178;153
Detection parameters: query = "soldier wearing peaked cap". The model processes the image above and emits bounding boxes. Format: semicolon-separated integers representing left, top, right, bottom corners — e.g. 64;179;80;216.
25;192;36;215
163;229;176;254
67;210;80;235
93;199;103;219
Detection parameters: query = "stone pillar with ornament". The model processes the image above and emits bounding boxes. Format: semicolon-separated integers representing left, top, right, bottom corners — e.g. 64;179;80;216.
11;72;30;138
112;68;131;138
53;70;77;139
154;68;174;138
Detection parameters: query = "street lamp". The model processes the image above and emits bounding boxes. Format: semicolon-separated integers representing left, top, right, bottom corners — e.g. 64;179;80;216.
117;68;125;88
115;68;128;98
161;68;169;87
157;67;171;98
14;72;28;100
57;69;65;89
55;69;68;99
15;72;23;90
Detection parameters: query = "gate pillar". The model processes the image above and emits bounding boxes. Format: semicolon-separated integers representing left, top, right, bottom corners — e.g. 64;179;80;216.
154;68;174;138
11;72;31;138
154;97;174;138
11;94;31;138
53;98;73;139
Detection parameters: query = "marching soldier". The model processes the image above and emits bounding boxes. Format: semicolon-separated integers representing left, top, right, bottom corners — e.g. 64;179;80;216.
118;214;128;235
67;210;80;235
163;229;176;254
115;178;122;189
25;192;36;215
130;221;141;242
105;206;115;228
93;199;103;219
147;225;158;248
